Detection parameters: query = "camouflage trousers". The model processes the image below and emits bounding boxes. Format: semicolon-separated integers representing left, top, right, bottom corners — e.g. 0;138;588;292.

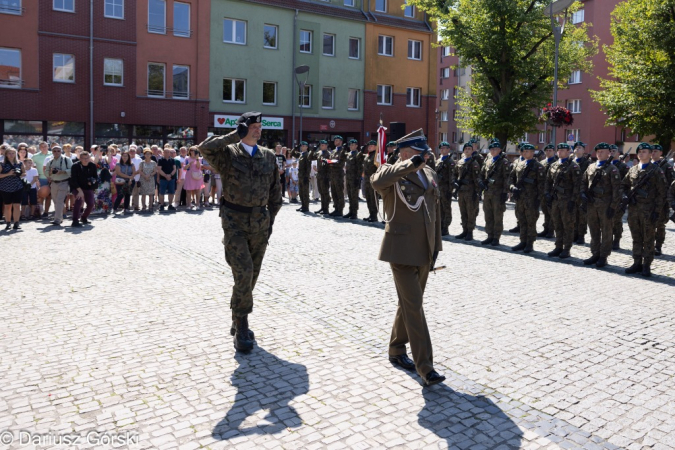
221;210;269;316
613;208;624;242
541;198;551;230
551;198;575;249
330;171;345;212
655;203;670;247
483;194;506;238
346;178;360;215
515;197;540;244
574;202;588;237
587;201;614;258
299;178;310;209
317;173;330;211
458;191;478;231
627;206;658;265
439;189;453;230
364;180;378;219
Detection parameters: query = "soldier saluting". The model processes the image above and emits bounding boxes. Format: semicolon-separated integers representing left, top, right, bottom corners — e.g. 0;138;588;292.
371;129;445;387
198;112;282;353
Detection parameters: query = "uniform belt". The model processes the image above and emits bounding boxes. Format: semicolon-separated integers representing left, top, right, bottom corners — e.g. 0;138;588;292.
220;198;266;213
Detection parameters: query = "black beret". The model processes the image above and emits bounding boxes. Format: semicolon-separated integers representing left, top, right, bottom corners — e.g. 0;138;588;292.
237;111;262;126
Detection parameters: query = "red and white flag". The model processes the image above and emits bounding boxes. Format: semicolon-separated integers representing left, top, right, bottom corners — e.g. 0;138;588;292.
376;124;387;167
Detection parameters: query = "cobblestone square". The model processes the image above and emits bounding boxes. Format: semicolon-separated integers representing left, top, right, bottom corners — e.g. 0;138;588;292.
1;198;674;449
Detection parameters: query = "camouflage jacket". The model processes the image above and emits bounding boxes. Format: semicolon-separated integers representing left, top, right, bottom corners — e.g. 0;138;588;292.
621;163;667;210
655;158;674;187
453;157;481;195
480;154;511;197
667;180;675;207
435;155;455;193
611;160;629;180
581;162;622;207
198;130;282;217
509;159;546;202
298;151;311;180
345;150;363;183
363;152;378;180
314;149;331;177
545;158;581;201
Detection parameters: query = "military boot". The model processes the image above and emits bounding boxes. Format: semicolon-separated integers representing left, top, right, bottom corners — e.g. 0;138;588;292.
233;316;254;353
548;247;563;257
641;262;652;277
559;247;571;259
490;237;500;246
481;235;493;245
342;212;352;219
546;229;555;238
329;209;339;216
612;237;620;250
463;231;474;242
583;254;600;265
596;256;608;268
230;312;255;339
576;235;585;245
441;226;449;237
537;227;548;238
315;208;325;214
508;225;520;233
523;242;534;253
625;258;643;274
455;228;467;239
511;241;526;251
654;246;662;256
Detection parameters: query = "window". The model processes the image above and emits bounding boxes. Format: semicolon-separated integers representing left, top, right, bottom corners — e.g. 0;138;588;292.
378;36;393;56
519;133;529;143
323;34;335;56
148;0;166;34
0;48;21;88
440;133;447;143
452;132;457;143
344;0;354;5
300;30;312;53
53;54;74;83
263;82;277;105
173;2;190;37
103;58;123;86
441;67;450;78
572;9;584;24
322;87;335;109
453;86;459;97
408;40;422;60
442;46;451;57
147;63;165;97
539;132;545;143
349;38;360;59
440;111;448;122
375;0;386;12
223;19;246;44
105;0;123;19
441;89;450;100
404;1;414;17
568;70;581;84
406;88;420;107
173;65;189;99
452;109;458;120
566;129;580;141
0;0;21;15
377;85;392;105
264;25;278;49
53;0;74;12
299;84;312;108
223;78;245;103
567;99;581;113
348;89;359;110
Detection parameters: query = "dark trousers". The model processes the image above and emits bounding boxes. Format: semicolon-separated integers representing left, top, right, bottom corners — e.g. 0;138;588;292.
114;191;131;210
72;189;95;221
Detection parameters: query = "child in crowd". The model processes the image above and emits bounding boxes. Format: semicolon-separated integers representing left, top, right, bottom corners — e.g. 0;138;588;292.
288;158;299;204
21;158;39;220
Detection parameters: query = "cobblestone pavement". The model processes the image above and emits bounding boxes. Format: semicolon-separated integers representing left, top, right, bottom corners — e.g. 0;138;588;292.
1;197;674;450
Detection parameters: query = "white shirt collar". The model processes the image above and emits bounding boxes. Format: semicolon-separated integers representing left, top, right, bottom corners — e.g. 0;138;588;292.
241;142;255;156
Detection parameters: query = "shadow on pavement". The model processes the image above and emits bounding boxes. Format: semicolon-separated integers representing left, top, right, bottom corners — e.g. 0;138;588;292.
212;346;308;440
418;385;523;449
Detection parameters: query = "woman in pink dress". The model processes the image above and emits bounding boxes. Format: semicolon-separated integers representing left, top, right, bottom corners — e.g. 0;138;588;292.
183;146;204;209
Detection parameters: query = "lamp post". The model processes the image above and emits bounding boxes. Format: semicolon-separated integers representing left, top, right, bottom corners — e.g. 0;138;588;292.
294;65;310;145
548;0;574;145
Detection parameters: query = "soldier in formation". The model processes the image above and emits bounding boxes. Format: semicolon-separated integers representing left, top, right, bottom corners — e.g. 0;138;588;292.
609;144;629;249
328;136;347;217
538;144;557;238
509;143;546;253
362;140;380;222
479;140;510;246
572;142;591;244
314;140;332;215
295;141;311;213
435;142;455;236
545;143;581;259
344;139;363;219
651;145;674;256
453;142;482;241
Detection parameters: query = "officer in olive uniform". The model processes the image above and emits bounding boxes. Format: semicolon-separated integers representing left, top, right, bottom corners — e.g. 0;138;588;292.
386;142;399;164
538;144;558;238
198;112;282;353
314;140;332;214
479;140;510;246
509;143;546;253
545;143;581;259
296;141;311;213
362;140;379;222
343;139;363;219
651;144;674;256
328;136;347;217
621;143;667;277
579;143;622;268
572;141;590;244
435;142;455;236
609;144;629;249
454;142;481;241
371;129;445;387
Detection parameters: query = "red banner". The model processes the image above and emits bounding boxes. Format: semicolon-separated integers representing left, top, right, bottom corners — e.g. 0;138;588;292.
376;125;387;166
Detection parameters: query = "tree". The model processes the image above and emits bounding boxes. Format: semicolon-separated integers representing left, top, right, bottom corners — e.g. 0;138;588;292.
409;0;595;146
591;0;675;150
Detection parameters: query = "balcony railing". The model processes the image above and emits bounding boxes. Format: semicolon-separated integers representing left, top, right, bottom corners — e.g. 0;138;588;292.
146;24;193;37
146;89;193;99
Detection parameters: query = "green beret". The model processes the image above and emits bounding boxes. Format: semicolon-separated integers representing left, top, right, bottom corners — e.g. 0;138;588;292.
520;143;535;151
386;142;397;147
462;142;474;150
557;143;570;150
440;141;450;147
594;142;610;150
333;135;343;141
609;144;618;150
300;141;308;146
348;139;358;144
574;141;586;148
652;144;663;151
544;144;555;150
367;140;377;146
488;142;502;149
319;140;328;145
636;142;652;151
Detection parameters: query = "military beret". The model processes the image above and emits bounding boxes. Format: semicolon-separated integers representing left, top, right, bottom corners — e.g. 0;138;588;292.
386;141;397;147
300;141;308;146
440;141;450;148
609;144;618;150
652;144;663;151
520;143;536;151
333;135;343;141
488;141;502;149
237;111;262;126
348;139;358;144
319;140;328;144
636;142;653;151
462;142;474;150
594;142;610;150
367;140;377;146
557;143;571;150
573;141;586;148
544;144;555;150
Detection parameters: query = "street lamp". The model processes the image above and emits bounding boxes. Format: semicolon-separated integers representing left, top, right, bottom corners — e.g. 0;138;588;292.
548;0;574;145
295;65;310;144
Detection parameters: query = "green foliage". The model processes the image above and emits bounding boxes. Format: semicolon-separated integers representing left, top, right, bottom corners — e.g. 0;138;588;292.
409;0;596;145
591;0;675;148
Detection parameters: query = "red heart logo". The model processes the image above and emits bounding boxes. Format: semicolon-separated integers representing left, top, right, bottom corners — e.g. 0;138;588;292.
217;118;225;125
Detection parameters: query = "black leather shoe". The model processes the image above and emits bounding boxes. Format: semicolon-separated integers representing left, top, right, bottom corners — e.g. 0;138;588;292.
511;242;526;251
641;263;652;277
480;236;493;245
583;255;599;265
523;243;534;253
548;247;563;257
455;229;467;239
315;209;325;214
463;231;474;241
559;248;571;259
422;370;446;386
81;217;90;225
596;257;608;268
508;225;520;233
389;354;415;371
490;238;500;246
342;213;351;219
71;220;82;228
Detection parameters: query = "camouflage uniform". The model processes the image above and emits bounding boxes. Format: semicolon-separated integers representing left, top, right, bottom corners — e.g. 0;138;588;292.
539;155;558;237
480;154;511;242
453;156;481;239
386;149;399;165
610;159;629;246
344;147;363;219
198;129;282;317
580;160;622;262
362;151;379;221
573;155;591;241
622;162;667;273
668;180;675;224
297;148;312;211
509;158;546;249
425;152;437;171
315;147;331;213
328;145;347;215
435;155;455;235
654;158;674;252
545;157;581;254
